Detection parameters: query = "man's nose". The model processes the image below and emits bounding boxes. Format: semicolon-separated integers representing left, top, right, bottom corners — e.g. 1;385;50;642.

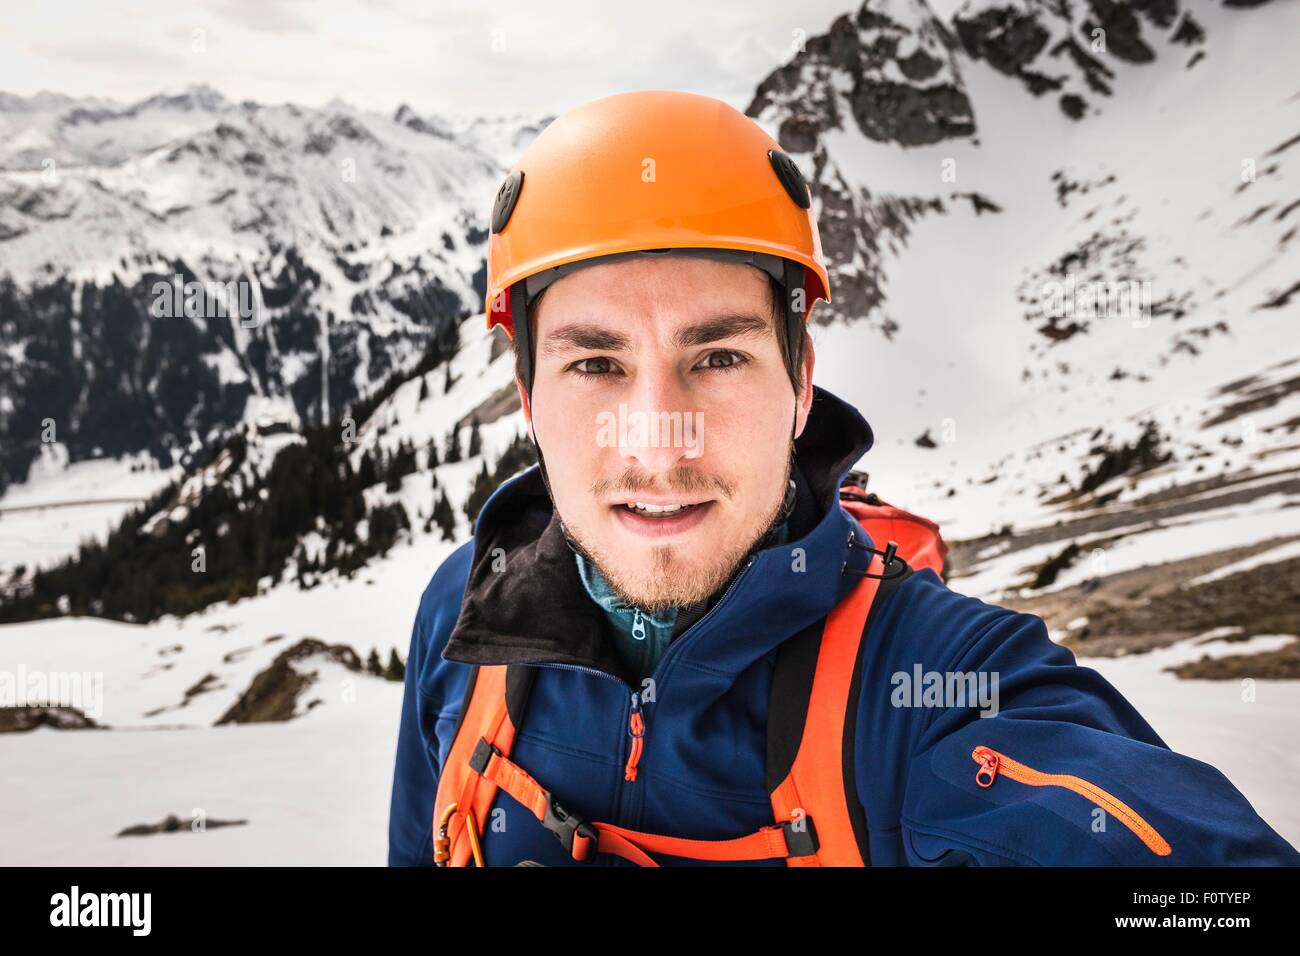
617;364;698;472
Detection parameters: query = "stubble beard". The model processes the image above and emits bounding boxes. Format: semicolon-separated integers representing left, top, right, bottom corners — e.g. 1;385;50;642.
560;446;794;615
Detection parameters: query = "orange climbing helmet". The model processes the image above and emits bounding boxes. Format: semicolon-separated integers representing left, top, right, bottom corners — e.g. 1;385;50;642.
484;90;831;357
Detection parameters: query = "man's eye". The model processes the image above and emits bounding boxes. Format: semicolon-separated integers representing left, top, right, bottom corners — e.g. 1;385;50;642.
570;357;619;377
697;350;747;371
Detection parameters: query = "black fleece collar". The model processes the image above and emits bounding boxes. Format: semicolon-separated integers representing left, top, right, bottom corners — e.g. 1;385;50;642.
441;385;874;676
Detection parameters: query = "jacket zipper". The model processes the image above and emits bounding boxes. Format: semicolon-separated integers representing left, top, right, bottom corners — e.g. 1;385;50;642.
625;692;644;781
522;555;759;775
508;555;760;846
972;745;1172;857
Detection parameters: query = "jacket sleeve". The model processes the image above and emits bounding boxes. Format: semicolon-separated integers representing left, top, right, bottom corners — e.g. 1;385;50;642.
893;585;1300;866
388;542;477;866
387;594;441;866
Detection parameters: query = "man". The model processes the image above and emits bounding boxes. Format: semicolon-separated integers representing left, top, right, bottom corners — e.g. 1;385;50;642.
388;90;1298;866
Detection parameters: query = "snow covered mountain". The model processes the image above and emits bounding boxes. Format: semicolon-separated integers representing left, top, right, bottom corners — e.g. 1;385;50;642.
5;0;1297;624
743;0;1299;539
0;85;545;495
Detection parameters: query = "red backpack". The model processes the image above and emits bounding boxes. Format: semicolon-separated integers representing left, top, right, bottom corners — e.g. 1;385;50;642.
433;480;947;866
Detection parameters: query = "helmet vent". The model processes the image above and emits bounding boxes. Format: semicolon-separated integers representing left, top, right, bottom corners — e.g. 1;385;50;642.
767;150;811;210
491;170;524;234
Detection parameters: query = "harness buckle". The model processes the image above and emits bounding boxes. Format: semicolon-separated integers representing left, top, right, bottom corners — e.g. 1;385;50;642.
468;737;499;775
541;792;599;861
780;817;820;858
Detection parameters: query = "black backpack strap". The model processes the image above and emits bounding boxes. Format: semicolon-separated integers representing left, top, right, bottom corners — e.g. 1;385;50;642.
442;664;538;866
448;665;479;744
448;663;538;762
505;664;538;730
765;559;913;865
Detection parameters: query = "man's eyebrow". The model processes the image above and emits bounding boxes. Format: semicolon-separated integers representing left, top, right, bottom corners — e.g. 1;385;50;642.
539;313;773;358
540;324;634;357
671;312;772;349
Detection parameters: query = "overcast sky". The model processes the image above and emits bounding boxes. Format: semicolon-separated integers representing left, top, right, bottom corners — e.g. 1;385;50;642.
1;0;967;119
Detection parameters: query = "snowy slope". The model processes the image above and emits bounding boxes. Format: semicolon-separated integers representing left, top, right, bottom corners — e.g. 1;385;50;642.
0;449;180;578
0;310;516;725
0;312;513;863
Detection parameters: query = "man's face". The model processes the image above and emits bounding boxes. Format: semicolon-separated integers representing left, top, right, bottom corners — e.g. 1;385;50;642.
518;256;815;613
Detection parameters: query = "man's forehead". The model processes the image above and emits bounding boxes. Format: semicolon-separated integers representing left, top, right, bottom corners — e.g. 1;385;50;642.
532;258;777;355
537;250;772;300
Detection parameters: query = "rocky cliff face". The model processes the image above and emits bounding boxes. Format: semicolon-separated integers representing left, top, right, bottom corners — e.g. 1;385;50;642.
747;1;977;334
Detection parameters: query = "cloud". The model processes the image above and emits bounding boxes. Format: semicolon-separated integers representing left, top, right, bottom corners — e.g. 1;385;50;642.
1;0;852;118
23;33;187;71
202;0;318;35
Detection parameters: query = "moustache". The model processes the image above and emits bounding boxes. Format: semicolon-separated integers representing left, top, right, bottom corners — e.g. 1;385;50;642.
592;466;733;501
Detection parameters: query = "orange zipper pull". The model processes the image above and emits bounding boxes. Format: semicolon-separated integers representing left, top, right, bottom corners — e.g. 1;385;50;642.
624;693;645;782
975;747;1000;788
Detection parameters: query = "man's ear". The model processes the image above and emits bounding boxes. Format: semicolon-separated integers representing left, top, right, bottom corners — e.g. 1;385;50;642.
515;371;536;442
793;332;815;440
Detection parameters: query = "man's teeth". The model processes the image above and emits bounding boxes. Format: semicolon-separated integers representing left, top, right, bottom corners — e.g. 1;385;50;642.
625;501;697;515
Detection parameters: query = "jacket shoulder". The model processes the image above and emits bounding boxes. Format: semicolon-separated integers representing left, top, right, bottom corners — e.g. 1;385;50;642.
871;566;1057;672
410;539;476;690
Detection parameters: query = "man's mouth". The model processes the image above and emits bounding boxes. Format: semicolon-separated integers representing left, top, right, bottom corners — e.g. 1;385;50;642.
619;500;706;516
611;499;715;537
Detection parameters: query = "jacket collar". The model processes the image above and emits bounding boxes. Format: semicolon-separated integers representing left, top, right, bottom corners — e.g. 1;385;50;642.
441;385;876;678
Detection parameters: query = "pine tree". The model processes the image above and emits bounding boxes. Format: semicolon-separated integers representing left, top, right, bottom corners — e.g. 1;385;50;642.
493;431;537;483
385;648;405;681
366;648;382;676
468;418;482;457
357;450;376;488
434;489;456;541
386;439;416;491
464;460;494;524
444;426;462;464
